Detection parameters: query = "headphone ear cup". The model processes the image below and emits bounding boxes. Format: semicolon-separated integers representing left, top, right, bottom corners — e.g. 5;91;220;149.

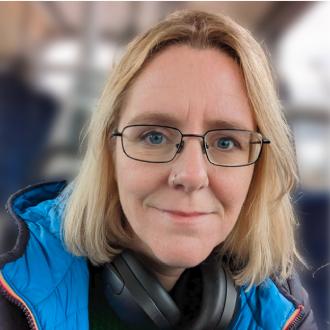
179;256;239;330
101;262;159;329
101;250;181;329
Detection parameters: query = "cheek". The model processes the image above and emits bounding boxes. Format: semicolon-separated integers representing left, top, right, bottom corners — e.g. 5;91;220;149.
116;158;162;194
212;166;254;217
115;153;165;218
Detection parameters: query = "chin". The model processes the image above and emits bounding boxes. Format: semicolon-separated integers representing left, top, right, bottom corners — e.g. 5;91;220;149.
151;242;213;269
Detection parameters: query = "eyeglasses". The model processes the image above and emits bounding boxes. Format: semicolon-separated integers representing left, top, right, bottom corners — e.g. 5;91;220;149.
111;124;270;167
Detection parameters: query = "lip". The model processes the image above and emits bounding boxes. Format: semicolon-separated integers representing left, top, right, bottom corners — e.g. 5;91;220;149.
153;207;213;223
162;209;211;217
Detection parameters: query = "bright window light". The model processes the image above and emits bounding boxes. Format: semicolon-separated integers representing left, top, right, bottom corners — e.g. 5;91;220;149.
41;39;80;67
276;2;330;107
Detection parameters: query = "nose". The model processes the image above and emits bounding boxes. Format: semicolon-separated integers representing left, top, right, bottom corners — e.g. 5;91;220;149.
168;138;209;193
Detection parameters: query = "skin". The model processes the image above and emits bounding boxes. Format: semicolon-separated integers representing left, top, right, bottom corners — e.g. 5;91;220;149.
114;45;255;291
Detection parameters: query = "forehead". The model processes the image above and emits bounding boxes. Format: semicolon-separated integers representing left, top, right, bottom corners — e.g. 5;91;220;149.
119;45;255;131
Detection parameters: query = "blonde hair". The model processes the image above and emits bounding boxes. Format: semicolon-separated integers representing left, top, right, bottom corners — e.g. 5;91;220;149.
62;9;302;287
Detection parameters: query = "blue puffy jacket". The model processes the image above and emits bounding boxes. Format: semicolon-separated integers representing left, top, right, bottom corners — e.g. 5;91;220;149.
0;181;317;329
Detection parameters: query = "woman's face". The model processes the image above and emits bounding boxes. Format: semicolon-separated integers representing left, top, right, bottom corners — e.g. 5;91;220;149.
114;45;255;271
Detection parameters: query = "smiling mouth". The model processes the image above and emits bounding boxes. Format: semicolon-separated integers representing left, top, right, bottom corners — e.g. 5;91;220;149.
152;207;213;222
162;209;211;217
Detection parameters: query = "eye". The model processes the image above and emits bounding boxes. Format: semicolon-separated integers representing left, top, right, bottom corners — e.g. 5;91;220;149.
216;137;237;150
142;131;166;145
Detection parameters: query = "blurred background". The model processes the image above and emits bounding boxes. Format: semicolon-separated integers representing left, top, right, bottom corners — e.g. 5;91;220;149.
0;1;329;328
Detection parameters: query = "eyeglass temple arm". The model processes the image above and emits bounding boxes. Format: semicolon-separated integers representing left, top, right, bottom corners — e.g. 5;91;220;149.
111;132;122;138
250;139;271;145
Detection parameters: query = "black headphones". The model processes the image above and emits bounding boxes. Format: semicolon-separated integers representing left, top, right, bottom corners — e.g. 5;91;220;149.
100;250;239;330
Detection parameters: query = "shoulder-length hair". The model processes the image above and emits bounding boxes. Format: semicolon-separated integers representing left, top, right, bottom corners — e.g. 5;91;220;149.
62;9;302;287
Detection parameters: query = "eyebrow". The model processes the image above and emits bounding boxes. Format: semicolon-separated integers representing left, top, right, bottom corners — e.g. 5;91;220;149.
125;112;251;131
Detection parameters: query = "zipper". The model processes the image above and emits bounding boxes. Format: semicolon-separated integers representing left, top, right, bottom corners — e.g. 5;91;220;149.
0;272;39;330
283;305;305;330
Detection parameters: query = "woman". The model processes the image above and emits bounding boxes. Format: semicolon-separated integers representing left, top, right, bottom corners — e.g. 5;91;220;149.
0;9;317;330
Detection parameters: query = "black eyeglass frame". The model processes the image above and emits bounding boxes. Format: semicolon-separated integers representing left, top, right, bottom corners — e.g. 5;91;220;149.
111;124;271;167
